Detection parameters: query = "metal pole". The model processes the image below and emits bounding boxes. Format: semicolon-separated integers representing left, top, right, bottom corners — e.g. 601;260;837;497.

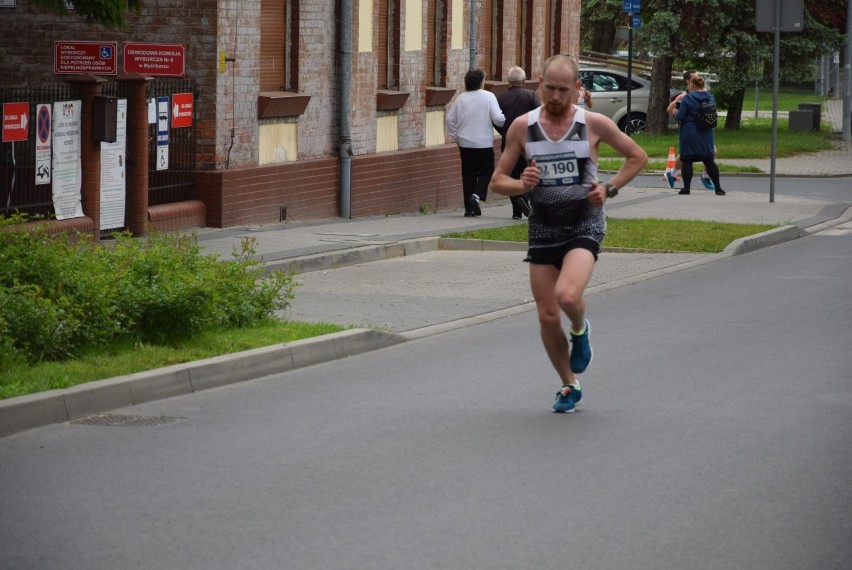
338;0;353;218
626;19;633;133
754;55;760;119
469;0;476;70
769;0;780;203
844;0;851;142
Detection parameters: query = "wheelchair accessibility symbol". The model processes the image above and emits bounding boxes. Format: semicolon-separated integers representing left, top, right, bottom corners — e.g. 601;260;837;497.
100;46;113;59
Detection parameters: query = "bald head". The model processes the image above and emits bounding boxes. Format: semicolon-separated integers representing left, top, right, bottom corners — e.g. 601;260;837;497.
541;55;579;84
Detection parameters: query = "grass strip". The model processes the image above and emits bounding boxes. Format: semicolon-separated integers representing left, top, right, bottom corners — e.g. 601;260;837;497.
1;319;345;400
444;218;778;254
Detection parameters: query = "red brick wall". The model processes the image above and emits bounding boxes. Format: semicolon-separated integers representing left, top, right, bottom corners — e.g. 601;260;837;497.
195;141;506;227
351;144;462;217
196;158;340;228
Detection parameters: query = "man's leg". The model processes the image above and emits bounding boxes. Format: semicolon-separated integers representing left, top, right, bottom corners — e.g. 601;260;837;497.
667;154;682;188
529;248;596;385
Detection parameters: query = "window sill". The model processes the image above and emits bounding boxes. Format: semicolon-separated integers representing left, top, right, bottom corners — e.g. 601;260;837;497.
257;92;312;119
376;90;410;111
424;86;456;107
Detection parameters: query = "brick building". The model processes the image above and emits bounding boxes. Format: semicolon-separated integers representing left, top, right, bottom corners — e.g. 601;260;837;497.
0;0;580;230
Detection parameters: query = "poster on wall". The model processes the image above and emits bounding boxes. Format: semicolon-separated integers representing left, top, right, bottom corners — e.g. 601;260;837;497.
35;103;52;185
100;98;127;230
51;100;84;220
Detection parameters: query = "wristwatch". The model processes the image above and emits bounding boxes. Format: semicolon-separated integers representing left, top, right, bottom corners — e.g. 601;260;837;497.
604;183;619;198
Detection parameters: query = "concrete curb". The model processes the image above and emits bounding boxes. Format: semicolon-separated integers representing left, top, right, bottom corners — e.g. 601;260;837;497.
724;224;804;255
262;237;441;275
0;328;406;438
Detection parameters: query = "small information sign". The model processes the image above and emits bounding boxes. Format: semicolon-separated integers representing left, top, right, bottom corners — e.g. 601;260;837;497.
171;93;194;128
54;41;117;75
123;43;186;77
2;102;29;142
156;96;169;171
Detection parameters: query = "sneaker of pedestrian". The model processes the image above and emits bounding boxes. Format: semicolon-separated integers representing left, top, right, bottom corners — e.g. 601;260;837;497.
552;382;583;413
715;189;726;196
678;189;690;195
519;196;532;218
512;214;522;220
468;194;482;216
700;174;716;190
665;171;676;189
569;319;593;373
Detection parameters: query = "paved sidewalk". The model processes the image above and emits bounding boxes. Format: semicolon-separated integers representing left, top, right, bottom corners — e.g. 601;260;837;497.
2;114;851;437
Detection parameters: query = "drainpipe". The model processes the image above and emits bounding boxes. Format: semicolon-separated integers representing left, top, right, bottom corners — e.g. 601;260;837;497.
469;0;476;70
339;0;353;218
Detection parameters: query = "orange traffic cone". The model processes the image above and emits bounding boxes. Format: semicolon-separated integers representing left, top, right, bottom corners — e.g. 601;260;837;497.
663;146;675;178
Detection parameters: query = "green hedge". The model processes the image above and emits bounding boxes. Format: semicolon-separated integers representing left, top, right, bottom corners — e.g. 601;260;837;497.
0;217;298;370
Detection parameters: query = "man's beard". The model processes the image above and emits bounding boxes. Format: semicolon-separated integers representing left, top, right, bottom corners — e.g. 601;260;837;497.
544;99;569;116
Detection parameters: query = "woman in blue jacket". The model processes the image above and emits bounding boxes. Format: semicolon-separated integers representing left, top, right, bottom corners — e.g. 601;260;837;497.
674;75;725;196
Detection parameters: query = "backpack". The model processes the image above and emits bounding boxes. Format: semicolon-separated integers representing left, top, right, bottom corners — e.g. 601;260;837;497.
696;98;717;130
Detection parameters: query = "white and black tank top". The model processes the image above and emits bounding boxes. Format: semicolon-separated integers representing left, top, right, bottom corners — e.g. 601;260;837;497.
525;106;605;248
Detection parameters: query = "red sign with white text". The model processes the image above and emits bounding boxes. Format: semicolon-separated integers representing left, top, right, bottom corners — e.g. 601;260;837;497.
123;43;185;77
54;41;117;74
171;93;194;128
2;102;29;142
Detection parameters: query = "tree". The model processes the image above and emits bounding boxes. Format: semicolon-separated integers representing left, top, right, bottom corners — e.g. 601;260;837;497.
582;0;625;54
592;0;846;133
638;0;733;134
32;0;142;29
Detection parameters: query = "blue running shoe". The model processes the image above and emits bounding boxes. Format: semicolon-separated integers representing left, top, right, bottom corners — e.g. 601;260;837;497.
569;319;593;373
552;383;583;413
700;174;716;190
665;171;676;189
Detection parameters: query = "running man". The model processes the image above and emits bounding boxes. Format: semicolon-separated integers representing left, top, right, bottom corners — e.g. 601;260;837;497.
489;55;647;412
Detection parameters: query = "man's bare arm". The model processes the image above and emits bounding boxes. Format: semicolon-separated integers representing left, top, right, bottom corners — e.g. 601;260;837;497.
489;116;538;197
585;113;648;206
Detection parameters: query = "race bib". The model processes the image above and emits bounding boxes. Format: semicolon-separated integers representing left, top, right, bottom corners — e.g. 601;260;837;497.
535;152;580;186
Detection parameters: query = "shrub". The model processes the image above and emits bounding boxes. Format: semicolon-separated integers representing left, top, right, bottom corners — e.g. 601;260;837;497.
0;217;299;363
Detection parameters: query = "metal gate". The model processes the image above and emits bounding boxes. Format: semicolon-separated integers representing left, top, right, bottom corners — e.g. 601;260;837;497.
1;79;197;222
0;84;75;220
141;78;197;206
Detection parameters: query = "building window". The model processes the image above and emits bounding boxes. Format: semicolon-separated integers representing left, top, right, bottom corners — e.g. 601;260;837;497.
378;0;401;89
260;0;300;92
426;0;448;86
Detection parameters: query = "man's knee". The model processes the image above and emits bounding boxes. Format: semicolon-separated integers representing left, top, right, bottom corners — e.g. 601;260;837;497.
556;289;583;313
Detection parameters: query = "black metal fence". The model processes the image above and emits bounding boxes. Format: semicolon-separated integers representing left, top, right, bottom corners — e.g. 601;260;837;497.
0;84;76;220
1;78;197;222
143;78;197;206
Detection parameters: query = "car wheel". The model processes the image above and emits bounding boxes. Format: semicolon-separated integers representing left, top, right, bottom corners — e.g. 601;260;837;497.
619;114;647;135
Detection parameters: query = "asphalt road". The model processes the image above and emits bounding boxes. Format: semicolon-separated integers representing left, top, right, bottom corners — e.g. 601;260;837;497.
1;226;850;569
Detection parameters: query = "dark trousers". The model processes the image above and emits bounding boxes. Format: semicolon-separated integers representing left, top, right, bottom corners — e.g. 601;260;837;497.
681;156;722;191
459;146;494;213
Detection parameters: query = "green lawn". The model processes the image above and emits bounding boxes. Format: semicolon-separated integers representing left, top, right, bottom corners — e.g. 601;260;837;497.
444;218;777;254
598;116;834;173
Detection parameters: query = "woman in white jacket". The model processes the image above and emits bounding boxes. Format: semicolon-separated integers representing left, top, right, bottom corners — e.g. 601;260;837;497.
446;68;506;216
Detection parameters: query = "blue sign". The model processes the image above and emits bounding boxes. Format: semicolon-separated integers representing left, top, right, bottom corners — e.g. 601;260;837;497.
156;96;169;144
632;14;641;28
99;45;113;59
622;0;640;13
